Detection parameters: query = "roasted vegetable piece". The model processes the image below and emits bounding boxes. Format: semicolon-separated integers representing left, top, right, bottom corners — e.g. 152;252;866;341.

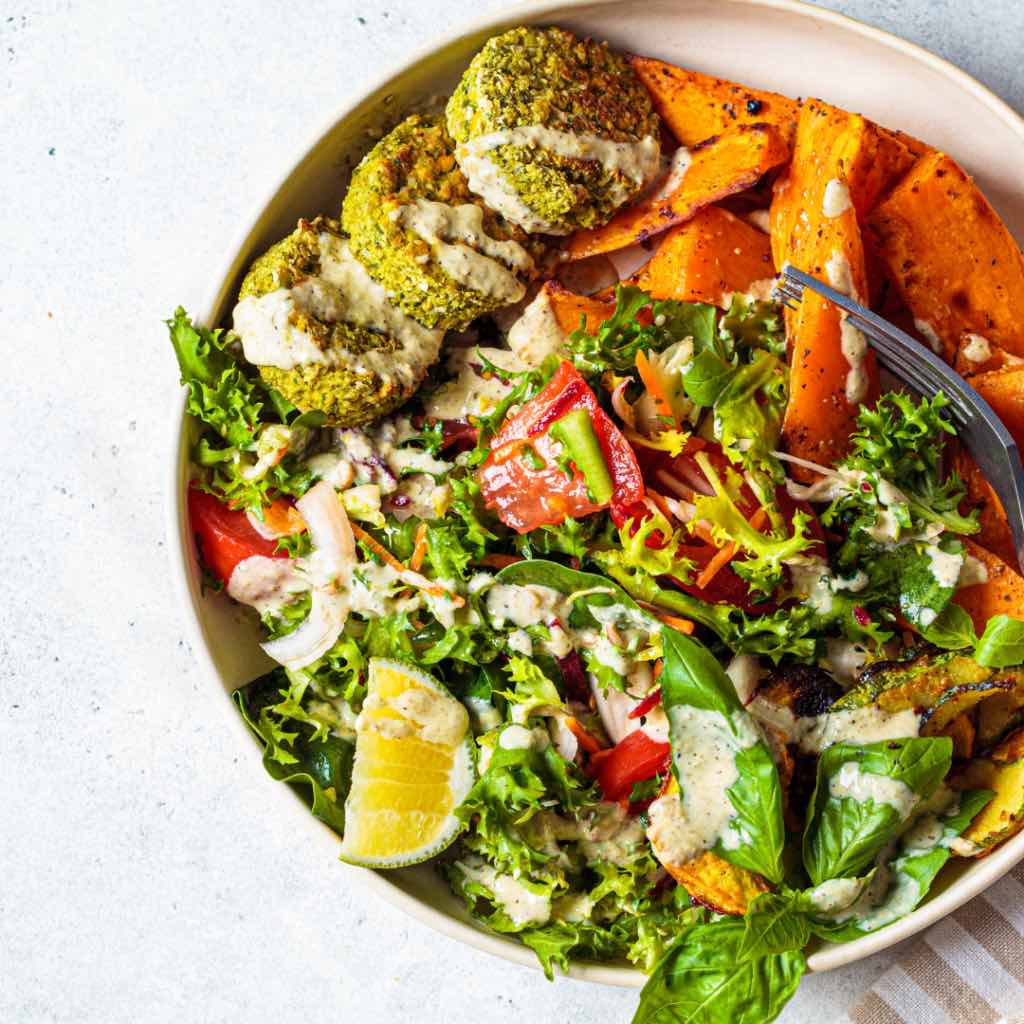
756;664;843;717
950;445;1016;568
629;56;800;148
868;151;1024;363
967;366;1024;450
663;850;769;916
564;124;790;260
919;682;1013;737
630;206;773;306
934;712;976;760
954;538;1024;636
832;647;1024;714
647;778;768;915
975;691;1024;753
772;100;905;475
952;726;1024;853
541;280;615;335
953;338;1023;377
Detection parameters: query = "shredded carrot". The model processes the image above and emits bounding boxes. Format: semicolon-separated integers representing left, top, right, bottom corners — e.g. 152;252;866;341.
262;498;306;536
651;610;695;634
477;553;524;569
635;350;679;428
409;522;428;572
350;522;463;605
645;489;675;522
653;659;663;679
694;507;769;589
565;716;605;754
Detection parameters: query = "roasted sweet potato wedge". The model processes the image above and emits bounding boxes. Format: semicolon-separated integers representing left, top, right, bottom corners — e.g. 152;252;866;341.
541;280;615;335
952;726;1024;853
953;337;1023;377
954;538;1024;635
868;152;1024;363
773;100;900;475
629;56;800;148
630;205;773;305
663;850;769;916
564;124;789;260
950;445;1016;568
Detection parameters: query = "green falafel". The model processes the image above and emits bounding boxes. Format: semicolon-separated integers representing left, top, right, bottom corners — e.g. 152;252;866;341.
447;26;661;234
231;217;443;427
342;113;542;331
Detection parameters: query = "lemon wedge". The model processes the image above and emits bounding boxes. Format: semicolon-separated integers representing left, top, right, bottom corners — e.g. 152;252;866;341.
340;658;474;867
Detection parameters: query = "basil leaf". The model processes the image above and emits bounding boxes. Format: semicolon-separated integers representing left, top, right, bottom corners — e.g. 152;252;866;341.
921;602;978;651
684;349;736;407
802;738;953;885
808;789;993;942
659;629;785;883
633;920;804;1024
737;891;811;960
975;614;1024;668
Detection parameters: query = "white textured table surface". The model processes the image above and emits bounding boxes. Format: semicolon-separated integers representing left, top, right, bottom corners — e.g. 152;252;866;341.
3;2;1022;1021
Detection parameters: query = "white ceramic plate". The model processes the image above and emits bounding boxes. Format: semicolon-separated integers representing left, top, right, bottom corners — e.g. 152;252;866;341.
167;0;1024;988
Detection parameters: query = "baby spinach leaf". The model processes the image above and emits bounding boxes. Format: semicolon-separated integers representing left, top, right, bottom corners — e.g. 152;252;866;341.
234;669;355;837
802;738;953;885
633;919;805;1024
921;603;978;651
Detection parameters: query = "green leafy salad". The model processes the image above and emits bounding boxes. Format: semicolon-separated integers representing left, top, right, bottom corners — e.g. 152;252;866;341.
169;277;1024;1023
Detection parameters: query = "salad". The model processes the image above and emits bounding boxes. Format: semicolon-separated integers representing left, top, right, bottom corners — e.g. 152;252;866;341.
169;26;1024;1024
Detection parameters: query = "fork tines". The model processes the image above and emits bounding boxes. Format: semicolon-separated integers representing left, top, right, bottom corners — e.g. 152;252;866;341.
772;263;1024;573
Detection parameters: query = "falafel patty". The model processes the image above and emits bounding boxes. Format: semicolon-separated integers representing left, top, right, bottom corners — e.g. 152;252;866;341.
342;113;540;331
231;217;443;427
446;26;662;235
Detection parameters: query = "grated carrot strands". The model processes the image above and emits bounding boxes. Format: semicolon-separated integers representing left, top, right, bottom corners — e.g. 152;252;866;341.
409;522;428;572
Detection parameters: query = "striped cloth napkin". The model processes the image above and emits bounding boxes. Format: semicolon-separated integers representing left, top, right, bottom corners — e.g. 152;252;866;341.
846;863;1024;1024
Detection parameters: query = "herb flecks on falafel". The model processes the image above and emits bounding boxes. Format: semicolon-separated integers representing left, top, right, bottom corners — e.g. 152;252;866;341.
231;217;443;427
447;26;662;235
343;113;539;331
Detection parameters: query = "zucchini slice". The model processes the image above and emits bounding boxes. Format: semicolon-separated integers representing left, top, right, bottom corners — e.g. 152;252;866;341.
953;726;1024;852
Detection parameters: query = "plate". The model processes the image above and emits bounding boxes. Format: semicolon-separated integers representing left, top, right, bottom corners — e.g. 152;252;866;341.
167;0;1024;987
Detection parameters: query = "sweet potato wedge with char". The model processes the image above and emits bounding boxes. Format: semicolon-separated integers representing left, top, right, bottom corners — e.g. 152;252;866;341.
954;337;1024;377
541;280;614;336
954;538;1024;636
630;205;773;306
965;366;1024;449
950;445;1016;568
629;56;800;148
773;100;894;475
868;152;1024;363
564;124;789;261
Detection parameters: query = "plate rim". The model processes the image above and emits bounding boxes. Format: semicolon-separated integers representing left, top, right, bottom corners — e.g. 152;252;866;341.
165;0;1024;990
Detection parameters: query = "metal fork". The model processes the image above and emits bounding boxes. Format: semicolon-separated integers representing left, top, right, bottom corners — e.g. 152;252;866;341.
774;264;1024;573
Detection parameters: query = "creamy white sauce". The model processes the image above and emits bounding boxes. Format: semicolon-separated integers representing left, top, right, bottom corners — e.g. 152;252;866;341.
424;345;524;420
227;555;309;614
824;250;868;403
457;127;660;234
746;699;920;754
822;178;853;218
787;555;835;614
914;319;944;355
646;706;759;865
652;146;692;200
232;233;443;385
304;451;355;490
485;583;564;629
455;859;551;927
961;333;993;364
579;814;648;867
926;543;965;590
356;685;467;746
823;638;871;687
829;761;918;817
806;876;868;914
393;198;529;303
959;554;989;588
507;288;569;366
